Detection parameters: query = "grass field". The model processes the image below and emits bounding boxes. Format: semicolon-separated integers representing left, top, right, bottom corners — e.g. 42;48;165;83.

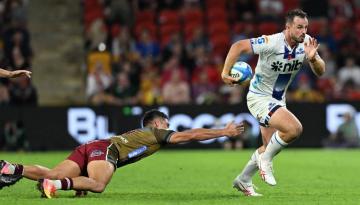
0;149;360;205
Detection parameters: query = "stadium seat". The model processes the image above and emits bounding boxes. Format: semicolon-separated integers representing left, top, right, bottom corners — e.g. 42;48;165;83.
182;8;204;25
84;9;104;31
257;22;279;35
159;10;180;25
331;18;349;40
111;24;121;38
159;24;181;45
208;22;230;38
355;20;360;36
206;0;226;9
210;34;230;57
135;10;156;24
184;22;203;43
308;18;327;36
282;0;299;14
206;8;227;22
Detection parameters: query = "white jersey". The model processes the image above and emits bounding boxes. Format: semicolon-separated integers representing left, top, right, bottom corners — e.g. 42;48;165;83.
249;32;311;101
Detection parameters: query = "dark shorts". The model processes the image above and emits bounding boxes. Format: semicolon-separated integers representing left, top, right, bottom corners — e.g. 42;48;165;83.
67;139;118;176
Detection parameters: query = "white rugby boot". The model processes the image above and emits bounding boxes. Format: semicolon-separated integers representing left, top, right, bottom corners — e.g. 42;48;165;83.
233;177;262;196
258;154;277;186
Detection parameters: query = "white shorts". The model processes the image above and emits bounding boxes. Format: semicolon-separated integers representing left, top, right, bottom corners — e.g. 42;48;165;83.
246;91;286;127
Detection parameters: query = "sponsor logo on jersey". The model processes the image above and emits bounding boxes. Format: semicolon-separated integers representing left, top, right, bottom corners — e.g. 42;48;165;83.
128;146;147;158
90;150;104;157
251;36;268;45
296;47;305;55
271;60;302;72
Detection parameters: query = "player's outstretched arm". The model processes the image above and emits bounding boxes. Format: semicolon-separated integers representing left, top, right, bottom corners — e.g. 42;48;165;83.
0;68;32;78
168;122;244;144
221;39;253;85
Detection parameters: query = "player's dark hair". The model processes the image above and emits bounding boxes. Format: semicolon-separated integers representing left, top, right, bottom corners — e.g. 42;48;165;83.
285;9;308;24
141;109;169;127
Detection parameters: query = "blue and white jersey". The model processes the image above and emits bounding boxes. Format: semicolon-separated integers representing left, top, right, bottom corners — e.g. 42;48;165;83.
249;32;310;101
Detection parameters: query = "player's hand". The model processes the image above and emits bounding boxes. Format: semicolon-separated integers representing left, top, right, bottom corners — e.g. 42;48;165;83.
221;73;238;86
304;37;319;62
224;121;244;137
9;70;32;78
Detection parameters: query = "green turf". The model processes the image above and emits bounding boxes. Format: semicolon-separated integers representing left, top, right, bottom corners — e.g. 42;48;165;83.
1;149;360;205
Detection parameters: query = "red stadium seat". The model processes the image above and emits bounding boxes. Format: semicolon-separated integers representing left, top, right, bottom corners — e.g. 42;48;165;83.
159;10;180;25
184;22;203;42
210;34;230;57
84;9;104;30
308;18;327;36
160;24;181;38
206;8;227;22
206;0;226;9
208;22;230;37
355;20;360;36
111;24;121;38
257;22;279;35
135;10;156;24
182;8;204;25
331;18;349;40
282;0;299;14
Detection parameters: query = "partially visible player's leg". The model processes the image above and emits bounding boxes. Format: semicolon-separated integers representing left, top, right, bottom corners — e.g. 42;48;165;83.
259;107;303;185
23;160;81;180
73;160;114;192
38;160;114;198
0;159;81;190
263;107;302;162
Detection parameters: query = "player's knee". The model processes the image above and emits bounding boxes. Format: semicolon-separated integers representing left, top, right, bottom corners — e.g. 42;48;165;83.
288;122;303;140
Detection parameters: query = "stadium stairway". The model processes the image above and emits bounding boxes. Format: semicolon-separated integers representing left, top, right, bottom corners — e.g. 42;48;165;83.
28;0;85;105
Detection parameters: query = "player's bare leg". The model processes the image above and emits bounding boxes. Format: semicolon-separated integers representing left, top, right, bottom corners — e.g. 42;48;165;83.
0;159;81;190
24;160;81;180
38;160;114;198
259;107;303;186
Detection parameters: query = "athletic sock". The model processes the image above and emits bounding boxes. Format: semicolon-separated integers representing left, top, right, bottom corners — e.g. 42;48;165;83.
238;149;259;182
262;131;288;162
14;164;24;175
1;163;23;175
53;178;73;190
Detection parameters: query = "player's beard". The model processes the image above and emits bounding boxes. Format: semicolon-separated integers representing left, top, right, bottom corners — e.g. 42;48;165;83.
292;34;305;43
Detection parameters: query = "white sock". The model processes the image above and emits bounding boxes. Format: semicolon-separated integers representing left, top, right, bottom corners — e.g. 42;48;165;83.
53;180;62;190
237;150;259;182
262;131;288;162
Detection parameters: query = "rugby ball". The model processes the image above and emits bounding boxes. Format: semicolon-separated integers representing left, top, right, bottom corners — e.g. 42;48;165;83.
230;61;253;84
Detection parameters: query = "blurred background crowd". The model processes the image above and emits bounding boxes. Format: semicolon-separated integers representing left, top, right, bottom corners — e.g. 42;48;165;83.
0;0;359;150
0;0;359;106
0;0;37;106
82;0;360;106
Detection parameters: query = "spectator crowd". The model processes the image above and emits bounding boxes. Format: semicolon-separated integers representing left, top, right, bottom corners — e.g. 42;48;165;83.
80;0;360;105
0;0;37;106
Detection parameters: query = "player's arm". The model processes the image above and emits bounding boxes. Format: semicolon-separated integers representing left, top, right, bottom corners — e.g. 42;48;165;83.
221;39;253;85
308;55;325;77
304;38;325;77
168;122;244;144
0;68;32;78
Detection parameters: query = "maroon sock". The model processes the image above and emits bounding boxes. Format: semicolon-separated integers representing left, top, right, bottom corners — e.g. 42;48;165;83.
60;178;73;190
14;164;23;175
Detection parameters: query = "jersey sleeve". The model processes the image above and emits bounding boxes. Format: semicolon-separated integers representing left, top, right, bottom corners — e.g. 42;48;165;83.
153;128;175;144
250;35;276;55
